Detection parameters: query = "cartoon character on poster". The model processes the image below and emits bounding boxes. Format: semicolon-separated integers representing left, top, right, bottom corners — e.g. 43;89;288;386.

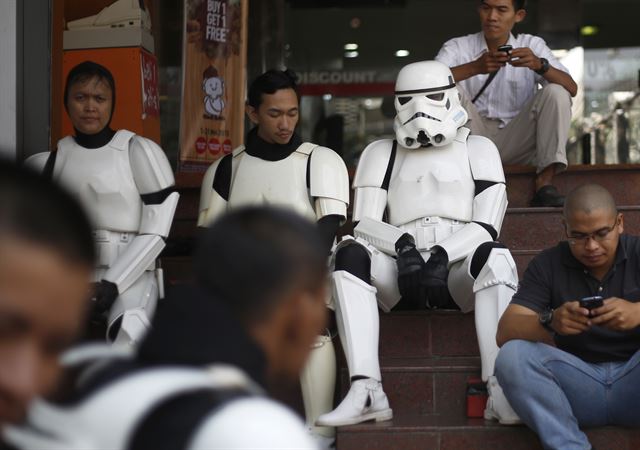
202;65;225;119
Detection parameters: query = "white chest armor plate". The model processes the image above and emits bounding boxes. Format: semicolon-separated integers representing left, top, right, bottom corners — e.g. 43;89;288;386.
387;139;475;227
228;149;316;221
53;131;142;232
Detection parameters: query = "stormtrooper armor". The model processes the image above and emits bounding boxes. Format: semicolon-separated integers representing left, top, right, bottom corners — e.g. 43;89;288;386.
3;361;317;450
26;130;179;346
317;61;519;427
198;140;349;444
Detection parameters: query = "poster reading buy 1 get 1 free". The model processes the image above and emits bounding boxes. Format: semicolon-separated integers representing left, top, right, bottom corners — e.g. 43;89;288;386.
178;0;248;177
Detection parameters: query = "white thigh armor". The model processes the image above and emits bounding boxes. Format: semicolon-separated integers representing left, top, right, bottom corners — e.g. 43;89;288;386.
198;142;349;227
27;131;179;345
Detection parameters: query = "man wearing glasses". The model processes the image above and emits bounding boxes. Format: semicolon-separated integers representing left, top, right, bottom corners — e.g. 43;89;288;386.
494;183;640;449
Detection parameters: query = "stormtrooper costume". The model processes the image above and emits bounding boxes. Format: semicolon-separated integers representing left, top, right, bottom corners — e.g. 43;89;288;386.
317;61;519;427
27;131;179;346
198;129;349;444
3;348;318;450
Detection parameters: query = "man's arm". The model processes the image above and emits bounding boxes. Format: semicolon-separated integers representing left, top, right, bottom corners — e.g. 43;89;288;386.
497;300;592;347
451;50;510;82
509;47;578;97
496;304;554;347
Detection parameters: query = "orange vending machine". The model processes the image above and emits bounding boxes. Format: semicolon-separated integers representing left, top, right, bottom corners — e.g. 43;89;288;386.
60;0;160;143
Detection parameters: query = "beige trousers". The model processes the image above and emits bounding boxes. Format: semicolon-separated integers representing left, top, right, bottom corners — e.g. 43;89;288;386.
461;84;572;174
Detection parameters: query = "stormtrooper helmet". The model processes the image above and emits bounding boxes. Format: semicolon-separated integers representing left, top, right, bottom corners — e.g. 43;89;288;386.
393;61;468;149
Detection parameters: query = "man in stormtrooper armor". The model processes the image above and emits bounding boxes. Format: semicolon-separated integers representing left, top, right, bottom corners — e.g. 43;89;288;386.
3;207;327;450
198;69;349;447
317;60;520;427
26;61;179;347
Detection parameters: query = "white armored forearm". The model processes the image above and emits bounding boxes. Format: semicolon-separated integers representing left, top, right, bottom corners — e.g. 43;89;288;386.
353;217;404;256
102;234;165;293
436;222;493;264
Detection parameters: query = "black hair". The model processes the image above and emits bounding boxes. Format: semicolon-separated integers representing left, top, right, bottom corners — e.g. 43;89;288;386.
247;69;299;109
194;207;327;325
64;61;116;114
480;0;526;10
0;159;95;267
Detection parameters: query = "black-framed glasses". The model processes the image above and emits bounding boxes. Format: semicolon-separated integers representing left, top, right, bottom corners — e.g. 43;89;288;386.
566;216;620;246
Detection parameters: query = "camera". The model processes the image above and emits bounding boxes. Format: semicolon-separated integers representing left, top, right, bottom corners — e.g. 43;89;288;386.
579;295;604;311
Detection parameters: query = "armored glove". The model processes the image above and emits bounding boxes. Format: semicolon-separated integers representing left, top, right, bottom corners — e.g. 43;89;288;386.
395;233;425;308
422;246;452;308
91;279;119;320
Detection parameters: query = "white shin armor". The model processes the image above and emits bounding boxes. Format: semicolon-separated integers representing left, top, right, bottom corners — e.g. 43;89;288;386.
331;271;382;381
473;248;518;381
300;334;337;439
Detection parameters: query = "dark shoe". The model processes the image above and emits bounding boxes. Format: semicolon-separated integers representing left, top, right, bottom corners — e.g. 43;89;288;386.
530;185;565;207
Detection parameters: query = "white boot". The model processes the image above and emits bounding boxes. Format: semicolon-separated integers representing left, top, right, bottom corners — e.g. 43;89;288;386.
316;378;392;426
484;375;521;425
300;334;336;448
316;271;392;426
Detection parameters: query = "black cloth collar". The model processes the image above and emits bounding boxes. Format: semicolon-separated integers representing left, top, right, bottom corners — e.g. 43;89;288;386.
137;284;268;388
560;234;628;274
244;127;302;162
73;127;116;149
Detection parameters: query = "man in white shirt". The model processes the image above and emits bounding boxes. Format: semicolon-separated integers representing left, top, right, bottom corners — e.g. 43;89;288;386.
436;0;577;207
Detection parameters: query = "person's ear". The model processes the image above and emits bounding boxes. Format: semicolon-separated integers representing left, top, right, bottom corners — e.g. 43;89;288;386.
618;213;624;234
246;104;259;125
514;8;526;24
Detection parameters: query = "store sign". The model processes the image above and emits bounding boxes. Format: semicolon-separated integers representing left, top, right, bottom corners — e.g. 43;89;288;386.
178;0;248;176
298;70;395;96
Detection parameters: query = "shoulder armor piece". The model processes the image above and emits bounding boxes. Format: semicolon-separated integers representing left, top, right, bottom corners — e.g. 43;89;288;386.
199;157;223;214
353;139;395;189
296;142;317;156
309;145;350;205
467;135;505;183
110;129;136;151
24;152;50;173
129;136;175;194
232;145;246;158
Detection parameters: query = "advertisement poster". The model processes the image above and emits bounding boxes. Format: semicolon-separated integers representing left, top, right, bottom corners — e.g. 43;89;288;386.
178;0;248;180
141;50;160;118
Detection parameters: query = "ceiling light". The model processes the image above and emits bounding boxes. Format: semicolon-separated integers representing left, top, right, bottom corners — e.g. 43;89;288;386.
344;43;358;51
344;51;359;58
395;49;410;57
581;25;599;36
323;94;333;101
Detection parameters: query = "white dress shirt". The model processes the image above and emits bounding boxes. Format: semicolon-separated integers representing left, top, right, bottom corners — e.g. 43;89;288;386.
435;32;569;126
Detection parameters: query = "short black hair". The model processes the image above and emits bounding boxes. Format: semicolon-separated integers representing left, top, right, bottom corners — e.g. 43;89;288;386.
0;159;95;267
64;61;116;113
480;0;526;10
247;69;299;109
194;207;327;325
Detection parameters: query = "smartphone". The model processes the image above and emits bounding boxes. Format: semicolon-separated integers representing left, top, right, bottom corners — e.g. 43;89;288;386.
579;295;604;310
497;44;513;55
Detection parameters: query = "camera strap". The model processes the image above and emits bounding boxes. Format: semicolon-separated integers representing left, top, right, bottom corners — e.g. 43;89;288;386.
472;71;498;104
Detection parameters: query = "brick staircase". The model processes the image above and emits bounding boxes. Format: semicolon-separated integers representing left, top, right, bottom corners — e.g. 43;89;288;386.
161;163;640;450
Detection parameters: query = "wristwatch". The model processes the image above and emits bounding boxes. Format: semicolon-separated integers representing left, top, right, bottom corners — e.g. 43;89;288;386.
538;309;555;333
535;57;550;75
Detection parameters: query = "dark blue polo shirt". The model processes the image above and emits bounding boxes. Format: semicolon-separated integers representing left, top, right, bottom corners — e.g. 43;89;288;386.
511;234;640;363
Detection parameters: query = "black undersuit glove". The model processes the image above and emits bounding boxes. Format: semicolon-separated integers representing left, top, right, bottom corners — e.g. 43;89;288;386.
422;246;452;308
395;233;425;307
90;279;119;321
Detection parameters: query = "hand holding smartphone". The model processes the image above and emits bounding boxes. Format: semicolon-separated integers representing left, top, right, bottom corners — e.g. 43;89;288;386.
497;44;513;56
579;296;604;316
